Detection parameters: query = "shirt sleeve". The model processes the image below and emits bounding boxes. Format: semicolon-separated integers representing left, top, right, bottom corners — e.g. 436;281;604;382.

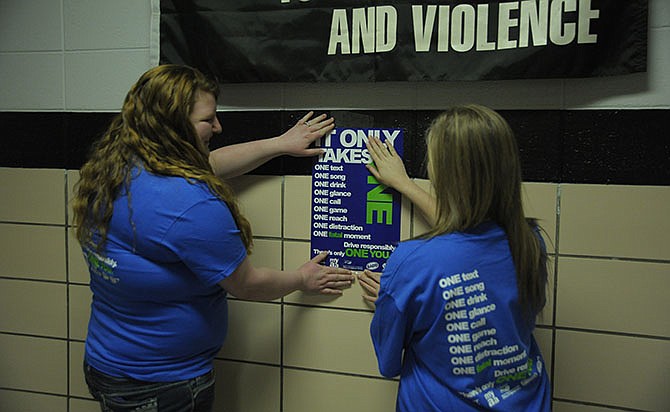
162;197;247;287
370;291;408;378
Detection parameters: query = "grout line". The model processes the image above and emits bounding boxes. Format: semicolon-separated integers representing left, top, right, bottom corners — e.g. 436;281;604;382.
552;397;651;412
550;326;670;342
409;192;415;238
62;46;151;53
549;183;561;402
63;168;72;406
0;221;67;227
212;358;399;383
556;254;670;265
0;331;71;342
281;301;375;314
279;175;285;412
0;387;69;399
0;276;68;285
281;365;399;382
2;323;664;350
213;358;281;370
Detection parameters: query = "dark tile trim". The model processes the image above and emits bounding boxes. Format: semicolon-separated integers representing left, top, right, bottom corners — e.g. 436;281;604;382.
1;109;668;185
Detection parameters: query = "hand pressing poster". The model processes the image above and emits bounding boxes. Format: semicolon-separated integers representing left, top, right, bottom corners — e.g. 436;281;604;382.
310;128;403;272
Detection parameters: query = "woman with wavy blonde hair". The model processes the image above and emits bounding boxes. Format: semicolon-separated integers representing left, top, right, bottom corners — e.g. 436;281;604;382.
75;65;353;412
360;104;550;411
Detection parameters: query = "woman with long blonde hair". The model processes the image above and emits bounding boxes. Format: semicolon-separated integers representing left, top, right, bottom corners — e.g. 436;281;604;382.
75;65;353;412
360;104;550;411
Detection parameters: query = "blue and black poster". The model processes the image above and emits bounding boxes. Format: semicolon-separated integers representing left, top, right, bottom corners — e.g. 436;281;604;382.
310;128;403;272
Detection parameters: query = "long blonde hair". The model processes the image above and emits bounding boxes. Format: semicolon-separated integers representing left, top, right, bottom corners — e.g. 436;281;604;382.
73;64;253;252
424;104;547;319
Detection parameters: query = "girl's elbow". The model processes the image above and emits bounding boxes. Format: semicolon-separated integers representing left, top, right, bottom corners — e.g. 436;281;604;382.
218;279;254;300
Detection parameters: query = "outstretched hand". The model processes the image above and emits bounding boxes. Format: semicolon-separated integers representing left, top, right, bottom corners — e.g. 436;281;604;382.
366;136;411;191
298;251;355;295
278;111;335;157
358;270;381;305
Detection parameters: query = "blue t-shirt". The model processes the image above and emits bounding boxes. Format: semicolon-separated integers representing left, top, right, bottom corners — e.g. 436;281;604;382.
83;168;247;382
371;222;550;411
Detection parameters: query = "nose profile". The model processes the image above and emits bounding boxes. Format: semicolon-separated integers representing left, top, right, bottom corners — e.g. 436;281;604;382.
213;116;223;134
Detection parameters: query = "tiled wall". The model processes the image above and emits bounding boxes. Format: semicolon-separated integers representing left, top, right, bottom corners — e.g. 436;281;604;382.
1;168;668;412
1;0;669;411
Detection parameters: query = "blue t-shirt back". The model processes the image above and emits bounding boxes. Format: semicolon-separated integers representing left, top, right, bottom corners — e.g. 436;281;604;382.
371;222;551;411
83;168;247;382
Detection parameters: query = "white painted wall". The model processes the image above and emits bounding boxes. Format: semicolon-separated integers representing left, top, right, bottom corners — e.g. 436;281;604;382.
0;0;667;112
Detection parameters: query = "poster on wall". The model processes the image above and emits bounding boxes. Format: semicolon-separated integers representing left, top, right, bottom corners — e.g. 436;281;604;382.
159;0;648;82
310;128;403;272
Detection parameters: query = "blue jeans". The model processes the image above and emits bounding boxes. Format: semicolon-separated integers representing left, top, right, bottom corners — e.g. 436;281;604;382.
84;362;216;412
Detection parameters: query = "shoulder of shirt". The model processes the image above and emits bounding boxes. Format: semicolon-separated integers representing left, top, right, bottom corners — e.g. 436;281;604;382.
130;169;222;216
384;237;441;278
135;168;215;197
379;239;440;299
383;228;502;283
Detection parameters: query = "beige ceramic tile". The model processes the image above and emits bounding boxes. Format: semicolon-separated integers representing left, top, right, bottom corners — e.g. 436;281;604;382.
284;175;311;240
218;300;281;364
283;368;398;412
67;170;80;226
537;264;555;327
248;238;282;269
69;341;92;399
68;227;89;284
227;238;281;302
213;360;280;412
363;169;411;241
411;180;557;247
533;327;553;377
553;330;670;411
69;398;101;412
410;178;434;237
522;182;557;253
556;257;670;337
552;402;620;412
283;305;379;376
282;240;312;271
229;175;283;238
0;279;67;338
0;389;67;412
560;184;670;260
0;223;66;281
399;189;412;241
541;260;558;324
69;284;92;341
283;240;371;311
0;333;67;394
0;167;65;225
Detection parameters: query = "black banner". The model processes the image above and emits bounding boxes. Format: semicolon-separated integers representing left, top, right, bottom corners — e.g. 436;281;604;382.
159;0;648;82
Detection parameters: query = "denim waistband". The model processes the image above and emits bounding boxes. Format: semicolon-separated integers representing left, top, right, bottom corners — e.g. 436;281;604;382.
84;361;217;412
84;361;214;387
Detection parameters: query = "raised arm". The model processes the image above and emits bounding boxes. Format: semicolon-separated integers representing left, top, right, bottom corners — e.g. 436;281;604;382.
209;111;335;179
219;252;354;301
366;136;437;225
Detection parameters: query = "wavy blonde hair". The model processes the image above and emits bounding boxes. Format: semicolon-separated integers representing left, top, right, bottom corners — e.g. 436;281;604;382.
424;104;547;320
73;64;253;252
